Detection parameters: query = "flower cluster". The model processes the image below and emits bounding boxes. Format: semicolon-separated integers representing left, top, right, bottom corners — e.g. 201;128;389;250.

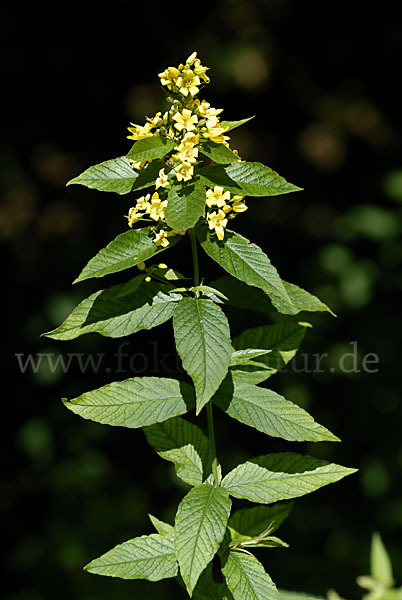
205;186;248;240
124;52;248;246
126;192;167;227
126;186;185;247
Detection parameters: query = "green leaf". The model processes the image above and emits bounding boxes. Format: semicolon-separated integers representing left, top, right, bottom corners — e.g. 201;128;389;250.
63;377;194;428
281;281;335;317
175;484;231;595
66;157;161;194
165;180;206;231
210;276;274;315
199;140;240;164
221;453;357;504
228;503;293;540
221;550;278;600
144;416;211;486
66;157;137;194
194;285;229;301
220;116;255;132
74;226;182;283
199;161;301;197
371;532;394;587
148;514;175;540
192;563;234;600
43;278;181;340
230;349;272;366
197;227;295;314
242;536;288;549
209;275;333;317
214;378;339;442
232;322;310;384
127;136;176;161
173;297;232;414
84;533;177;581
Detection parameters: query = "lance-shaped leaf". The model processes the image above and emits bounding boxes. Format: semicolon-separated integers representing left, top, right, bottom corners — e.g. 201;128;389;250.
63;377;194;428
221;550;278;600
371;532;394;587
210;275;333;317
74;226;182;283
165;180;206;231
228;503;293;542
144;416;211;486
199;161;301;197
214;378;339;442
232;322;311;383
173;297;232;414
276;281;335;316
127;136;176;161
221;453;357;504
43;278;181;340
192;563;234;600
219;116;255;132
175;484;231;595
148;514;175;540
230;349;272;366
66;157;160;194
198;140;240;164
84;533;177;581
197;227;294;314
235;536;288;550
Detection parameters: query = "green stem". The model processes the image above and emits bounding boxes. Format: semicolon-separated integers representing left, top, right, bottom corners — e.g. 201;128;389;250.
207;401;220;488
189;229;200;290
189;228;220;487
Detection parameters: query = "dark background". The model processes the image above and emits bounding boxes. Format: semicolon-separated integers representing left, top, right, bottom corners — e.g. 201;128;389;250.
3;1;402;599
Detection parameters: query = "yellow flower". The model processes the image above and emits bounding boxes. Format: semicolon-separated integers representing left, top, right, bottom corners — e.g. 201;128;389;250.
173;109;198;131
136;194;151;212
176;142;199;164
126;206;144;228
129;159;147;170
186;51;198;65
232;200;248;213
175;161;194;182
203;129;230;144
198;100;223;118
137;262;146;270
153;229;170;247
127;122;155;141
232;194;248;213
182;131;200;146
147;112;163;128
126;193;152;227
207;210;228;241
206;186;231;208
145;276;152;282
147;192;168;221
186;98;201;112
176;68;201;96
158;66;180;89
155;168;170;189
193;59;210;83
201;116;229;144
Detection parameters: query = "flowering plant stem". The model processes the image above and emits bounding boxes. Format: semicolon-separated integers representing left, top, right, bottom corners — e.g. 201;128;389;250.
190;227;219;488
44;52;356;600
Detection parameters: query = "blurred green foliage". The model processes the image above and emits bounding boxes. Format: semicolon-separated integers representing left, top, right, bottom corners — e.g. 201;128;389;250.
3;0;402;598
